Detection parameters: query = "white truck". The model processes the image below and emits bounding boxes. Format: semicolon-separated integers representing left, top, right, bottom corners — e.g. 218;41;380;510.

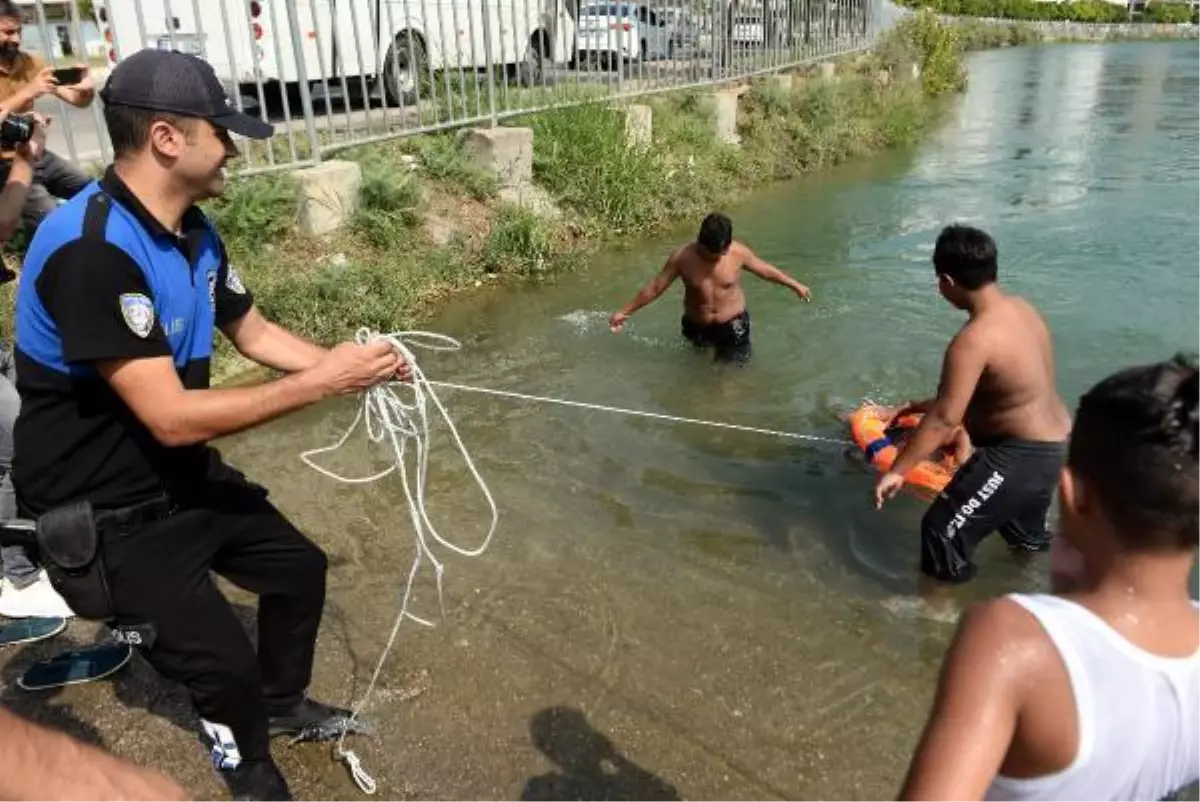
94;0;577;108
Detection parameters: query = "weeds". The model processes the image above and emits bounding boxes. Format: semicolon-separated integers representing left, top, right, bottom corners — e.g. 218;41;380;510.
204;173;302;256
409;134;499;200
352;153;424;249
479;203;566;276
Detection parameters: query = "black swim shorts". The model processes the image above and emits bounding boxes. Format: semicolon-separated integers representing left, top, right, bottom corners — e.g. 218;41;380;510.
681;309;751;362
920;437;1067;583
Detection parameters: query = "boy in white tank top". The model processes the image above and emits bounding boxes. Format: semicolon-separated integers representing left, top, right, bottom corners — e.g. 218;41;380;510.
899;354;1200;801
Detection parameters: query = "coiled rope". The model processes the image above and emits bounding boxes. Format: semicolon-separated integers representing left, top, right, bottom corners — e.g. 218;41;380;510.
299;328;498;794
299;328;851;793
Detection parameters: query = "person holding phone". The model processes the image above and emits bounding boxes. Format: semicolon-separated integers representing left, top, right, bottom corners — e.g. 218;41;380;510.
0;0;94;238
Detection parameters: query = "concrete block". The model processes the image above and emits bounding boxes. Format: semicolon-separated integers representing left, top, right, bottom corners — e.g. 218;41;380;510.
713;89;740;146
770;73;794;92
464;126;533;189
819;61;836;80
625;104;652;149
295;159;362;237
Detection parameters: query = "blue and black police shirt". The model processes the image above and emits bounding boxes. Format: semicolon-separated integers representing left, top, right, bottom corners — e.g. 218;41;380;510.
13;167;254;514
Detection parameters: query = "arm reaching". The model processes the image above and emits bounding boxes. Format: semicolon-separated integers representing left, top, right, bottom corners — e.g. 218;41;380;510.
610;251;681;332
875;332;986;508
739;243;811;301
221;306;329;373
98;341;401;448
0;707;188;801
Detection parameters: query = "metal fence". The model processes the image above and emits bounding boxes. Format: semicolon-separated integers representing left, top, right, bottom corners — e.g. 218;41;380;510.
20;0;886;177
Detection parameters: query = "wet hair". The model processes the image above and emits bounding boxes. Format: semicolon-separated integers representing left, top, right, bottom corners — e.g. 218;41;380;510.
933;224;998;291
697;212;732;255
1069;353;1199;550
104;103;196;159
0;2;21;23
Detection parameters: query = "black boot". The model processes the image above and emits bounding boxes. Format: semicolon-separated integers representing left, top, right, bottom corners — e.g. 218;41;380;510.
224;758;292;801
268;696;367;741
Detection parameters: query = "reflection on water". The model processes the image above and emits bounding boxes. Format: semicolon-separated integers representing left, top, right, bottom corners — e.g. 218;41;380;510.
219;41;1199;799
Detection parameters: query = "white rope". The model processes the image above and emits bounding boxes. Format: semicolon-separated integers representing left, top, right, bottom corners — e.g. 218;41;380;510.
299;329;850;794
428;380;852;446
299;328;498;794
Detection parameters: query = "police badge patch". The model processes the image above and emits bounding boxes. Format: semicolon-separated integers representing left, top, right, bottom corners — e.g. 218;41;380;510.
119;293;155;338
225;265;246;295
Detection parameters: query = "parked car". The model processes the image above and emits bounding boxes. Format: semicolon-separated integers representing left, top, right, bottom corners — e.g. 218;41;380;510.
576;2;672;64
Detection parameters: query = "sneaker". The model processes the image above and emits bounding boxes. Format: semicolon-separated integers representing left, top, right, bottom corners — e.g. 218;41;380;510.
268;697;363;741
223;759;292;801
0;572;75;619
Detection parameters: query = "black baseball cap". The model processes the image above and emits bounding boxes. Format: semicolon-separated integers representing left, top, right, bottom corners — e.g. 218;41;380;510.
99;49;274;140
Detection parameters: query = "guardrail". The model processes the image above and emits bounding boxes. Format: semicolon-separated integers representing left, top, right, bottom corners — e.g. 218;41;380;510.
18;0;885;177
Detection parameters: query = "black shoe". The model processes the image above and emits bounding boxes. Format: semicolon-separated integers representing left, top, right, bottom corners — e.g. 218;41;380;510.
268;696;367;741
224;759;292;801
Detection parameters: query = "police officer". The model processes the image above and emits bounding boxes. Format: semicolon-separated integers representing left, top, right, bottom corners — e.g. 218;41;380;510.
12;50;410;801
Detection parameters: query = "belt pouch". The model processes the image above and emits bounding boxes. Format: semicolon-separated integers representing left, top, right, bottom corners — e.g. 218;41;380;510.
36;500;115;621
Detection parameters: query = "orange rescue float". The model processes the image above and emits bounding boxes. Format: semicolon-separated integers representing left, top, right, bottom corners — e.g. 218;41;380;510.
848;405;959;496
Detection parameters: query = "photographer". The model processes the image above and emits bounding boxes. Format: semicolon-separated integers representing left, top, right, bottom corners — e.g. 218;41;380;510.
0;0;94;238
0;107;72;620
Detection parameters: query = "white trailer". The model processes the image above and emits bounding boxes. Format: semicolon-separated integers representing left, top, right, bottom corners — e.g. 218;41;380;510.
94;0;576;107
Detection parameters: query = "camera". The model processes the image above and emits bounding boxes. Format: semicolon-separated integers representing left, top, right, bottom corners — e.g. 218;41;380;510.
0;113;35;147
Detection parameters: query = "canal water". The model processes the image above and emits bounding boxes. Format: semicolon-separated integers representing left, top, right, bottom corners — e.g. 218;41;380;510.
216;40;1198;799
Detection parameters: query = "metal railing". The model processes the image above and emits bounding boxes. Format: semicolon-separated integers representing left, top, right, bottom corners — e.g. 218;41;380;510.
18;0;886;177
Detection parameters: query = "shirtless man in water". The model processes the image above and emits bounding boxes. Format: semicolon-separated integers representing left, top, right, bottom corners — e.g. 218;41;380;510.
609;213;811;362
874;224;1072;583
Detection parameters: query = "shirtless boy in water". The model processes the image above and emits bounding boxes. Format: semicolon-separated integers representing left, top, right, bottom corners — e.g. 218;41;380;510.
609;213;812;362
874;224;1072;582
900;355;1199;801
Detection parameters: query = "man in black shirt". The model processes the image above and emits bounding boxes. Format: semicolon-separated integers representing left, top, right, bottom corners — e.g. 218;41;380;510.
12;50;409;800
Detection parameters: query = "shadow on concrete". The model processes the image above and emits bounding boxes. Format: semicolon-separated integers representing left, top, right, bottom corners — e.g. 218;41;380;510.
521;706;681;801
0;635;106;746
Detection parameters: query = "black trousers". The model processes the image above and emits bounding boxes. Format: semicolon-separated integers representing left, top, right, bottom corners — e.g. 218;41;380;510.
919;437;1066;583
100;483;328;764
681;309;752;363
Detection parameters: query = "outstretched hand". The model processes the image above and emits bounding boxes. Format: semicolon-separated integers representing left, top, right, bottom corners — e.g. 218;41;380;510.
874;471;905;509
609;312;629;333
794;284;812;302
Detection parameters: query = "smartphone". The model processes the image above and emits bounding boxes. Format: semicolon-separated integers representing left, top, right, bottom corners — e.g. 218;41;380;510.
51;66;86;86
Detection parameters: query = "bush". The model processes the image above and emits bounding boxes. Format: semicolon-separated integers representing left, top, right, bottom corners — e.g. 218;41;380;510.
896;10;969;95
1144;1;1196;22
896;0;1197;23
204;173;301;255
411;134;498;200
352;153;424;250
479;204;564;276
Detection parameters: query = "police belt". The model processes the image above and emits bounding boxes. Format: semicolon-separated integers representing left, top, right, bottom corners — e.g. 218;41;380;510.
92;495;178;534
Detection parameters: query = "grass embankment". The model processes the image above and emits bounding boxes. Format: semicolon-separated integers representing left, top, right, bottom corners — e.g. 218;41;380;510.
46;13;965;381
897;0;1197;24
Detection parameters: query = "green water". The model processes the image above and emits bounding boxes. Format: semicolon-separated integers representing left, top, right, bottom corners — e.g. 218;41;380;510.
220;41;1199;799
